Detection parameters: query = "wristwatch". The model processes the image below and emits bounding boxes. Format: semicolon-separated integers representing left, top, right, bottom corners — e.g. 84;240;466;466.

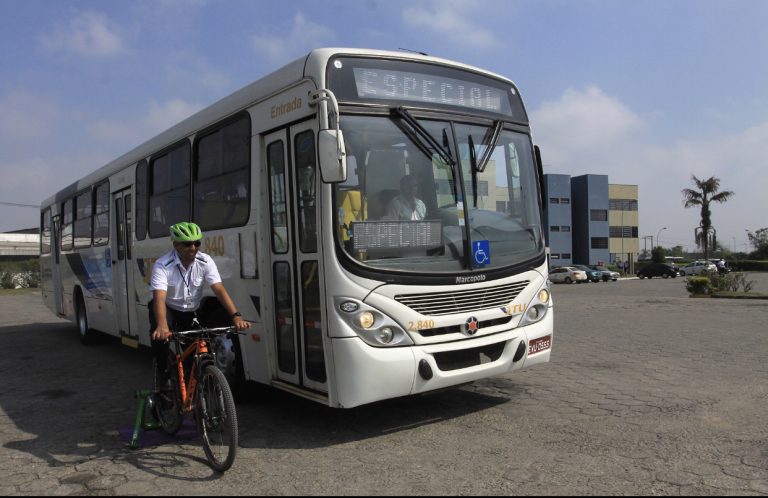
231;311;242;319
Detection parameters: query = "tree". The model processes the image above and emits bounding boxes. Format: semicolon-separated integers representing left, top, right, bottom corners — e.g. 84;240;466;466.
682;175;734;261
747;228;768;259
651;246;667;263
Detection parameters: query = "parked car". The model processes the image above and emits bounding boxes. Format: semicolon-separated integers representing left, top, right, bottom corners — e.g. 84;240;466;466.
590;265;620;281
572;264;602;283
636;263;678;279
549;266;588;284
679;260;717;276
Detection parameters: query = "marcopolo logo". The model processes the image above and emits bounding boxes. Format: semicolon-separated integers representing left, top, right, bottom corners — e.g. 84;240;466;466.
456;274;486;284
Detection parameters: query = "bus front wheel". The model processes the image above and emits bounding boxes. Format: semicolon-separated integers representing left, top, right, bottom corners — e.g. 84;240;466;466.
76;293;96;345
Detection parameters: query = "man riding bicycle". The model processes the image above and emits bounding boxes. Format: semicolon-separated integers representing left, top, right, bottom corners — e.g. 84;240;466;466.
149;222;251;387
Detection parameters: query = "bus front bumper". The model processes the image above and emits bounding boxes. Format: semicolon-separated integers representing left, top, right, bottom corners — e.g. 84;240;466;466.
330;313;552;408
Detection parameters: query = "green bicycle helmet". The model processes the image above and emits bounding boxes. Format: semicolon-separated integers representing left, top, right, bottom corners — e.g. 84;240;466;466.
169;222;203;242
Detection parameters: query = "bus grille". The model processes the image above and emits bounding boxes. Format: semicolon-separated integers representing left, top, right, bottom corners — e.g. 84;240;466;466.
433;341;507;371
394;281;530;316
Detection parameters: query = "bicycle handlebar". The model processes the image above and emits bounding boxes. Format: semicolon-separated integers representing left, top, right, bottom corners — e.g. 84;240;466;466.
172;326;245;338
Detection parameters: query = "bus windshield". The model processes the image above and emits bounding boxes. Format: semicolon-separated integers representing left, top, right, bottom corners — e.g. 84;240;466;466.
334;114;543;274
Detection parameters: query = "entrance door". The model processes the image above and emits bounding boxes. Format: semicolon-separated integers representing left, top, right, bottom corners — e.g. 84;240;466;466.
264;122;327;392
51;215;64;316
111;188;138;345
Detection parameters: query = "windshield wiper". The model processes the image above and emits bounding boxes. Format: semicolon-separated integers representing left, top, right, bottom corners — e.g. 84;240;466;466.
475;120;503;173
390;107;455;167
467;121;502;207
468;135;479;207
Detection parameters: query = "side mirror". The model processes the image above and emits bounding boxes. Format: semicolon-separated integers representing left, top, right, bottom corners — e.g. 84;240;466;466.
318;129;347;183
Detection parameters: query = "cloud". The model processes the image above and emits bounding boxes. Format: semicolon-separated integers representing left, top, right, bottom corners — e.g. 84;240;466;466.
531;86;644;168
402;0;495;48
251;12;334;61
0;89;62;141
163;52;231;92
39;11;126;57
87;98;203;148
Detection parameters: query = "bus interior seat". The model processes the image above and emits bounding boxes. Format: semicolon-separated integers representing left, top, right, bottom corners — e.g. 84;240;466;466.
338;190;365;240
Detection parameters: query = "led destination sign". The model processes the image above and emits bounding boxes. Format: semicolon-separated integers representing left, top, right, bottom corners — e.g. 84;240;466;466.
328;57;525;120
353;68;511;115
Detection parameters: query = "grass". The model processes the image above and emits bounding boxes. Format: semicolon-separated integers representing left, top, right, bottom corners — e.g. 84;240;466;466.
711;291;768;300
0;288;39;296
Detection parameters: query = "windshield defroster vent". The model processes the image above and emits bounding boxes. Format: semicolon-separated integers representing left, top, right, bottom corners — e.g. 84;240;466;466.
395;280;530;316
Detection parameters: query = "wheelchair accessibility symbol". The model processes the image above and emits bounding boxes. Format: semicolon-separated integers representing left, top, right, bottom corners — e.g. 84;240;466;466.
473;240;490;267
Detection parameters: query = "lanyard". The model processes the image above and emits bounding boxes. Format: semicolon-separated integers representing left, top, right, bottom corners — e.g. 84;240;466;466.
177;264;193;297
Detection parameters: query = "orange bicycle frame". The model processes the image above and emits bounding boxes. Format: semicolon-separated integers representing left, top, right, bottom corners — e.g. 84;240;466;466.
173;337;210;413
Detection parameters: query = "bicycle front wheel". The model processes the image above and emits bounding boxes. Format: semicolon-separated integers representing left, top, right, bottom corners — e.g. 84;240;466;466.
195;364;238;472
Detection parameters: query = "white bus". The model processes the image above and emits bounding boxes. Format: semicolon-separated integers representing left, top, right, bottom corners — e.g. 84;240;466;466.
40;48;553;408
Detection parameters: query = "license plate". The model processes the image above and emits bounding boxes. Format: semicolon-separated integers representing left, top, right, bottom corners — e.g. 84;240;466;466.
528;335;552;355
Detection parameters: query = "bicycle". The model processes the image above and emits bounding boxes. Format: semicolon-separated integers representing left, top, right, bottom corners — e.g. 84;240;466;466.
152;321;242;472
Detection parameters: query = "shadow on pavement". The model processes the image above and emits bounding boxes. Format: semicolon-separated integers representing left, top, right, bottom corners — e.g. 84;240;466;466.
1;318;515;473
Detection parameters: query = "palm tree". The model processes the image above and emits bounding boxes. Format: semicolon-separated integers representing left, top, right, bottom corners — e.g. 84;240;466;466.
682;175;734;261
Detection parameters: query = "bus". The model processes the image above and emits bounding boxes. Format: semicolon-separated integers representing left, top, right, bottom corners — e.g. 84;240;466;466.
39;48;552;408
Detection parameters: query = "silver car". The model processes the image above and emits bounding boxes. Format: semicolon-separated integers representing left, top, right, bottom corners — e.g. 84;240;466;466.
590;266;620;281
549;266;588;284
679;260;717;276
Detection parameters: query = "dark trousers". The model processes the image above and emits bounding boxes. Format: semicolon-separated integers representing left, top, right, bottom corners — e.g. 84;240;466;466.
148;301;198;377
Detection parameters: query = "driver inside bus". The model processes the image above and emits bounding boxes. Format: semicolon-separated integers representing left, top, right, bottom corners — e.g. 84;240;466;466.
385;174;426;221
149;222;250;388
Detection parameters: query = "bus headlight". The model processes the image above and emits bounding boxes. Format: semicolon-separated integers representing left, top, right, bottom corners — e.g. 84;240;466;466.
377;327;394;344
335;297;414;347
519;284;551;327
358;311;375;329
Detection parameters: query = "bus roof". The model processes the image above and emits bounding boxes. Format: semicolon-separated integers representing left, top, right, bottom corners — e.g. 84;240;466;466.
42;48;518;208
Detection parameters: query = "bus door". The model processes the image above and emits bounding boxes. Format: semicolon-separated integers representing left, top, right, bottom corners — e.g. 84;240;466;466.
264;122;328;392
51;215;65;316
111;188;139;346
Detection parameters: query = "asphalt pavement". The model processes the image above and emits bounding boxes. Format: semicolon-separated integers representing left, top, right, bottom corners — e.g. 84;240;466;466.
1;274;767;495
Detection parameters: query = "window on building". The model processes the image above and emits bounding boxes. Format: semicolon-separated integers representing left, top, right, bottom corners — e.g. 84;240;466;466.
609;199;638;211
550;226;560;232
560;198;570;204
550;197;560;204
560;226;571;232
591;237;608;249
562;253;572;259
590;209;608;221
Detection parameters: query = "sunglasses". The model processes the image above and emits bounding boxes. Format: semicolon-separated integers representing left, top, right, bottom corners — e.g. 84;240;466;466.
181;241;201;248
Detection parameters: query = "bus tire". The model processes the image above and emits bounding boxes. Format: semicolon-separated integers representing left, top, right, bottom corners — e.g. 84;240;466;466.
75;291;96;345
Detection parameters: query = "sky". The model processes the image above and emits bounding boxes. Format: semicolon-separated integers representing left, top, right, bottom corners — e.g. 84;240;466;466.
1;0;766;253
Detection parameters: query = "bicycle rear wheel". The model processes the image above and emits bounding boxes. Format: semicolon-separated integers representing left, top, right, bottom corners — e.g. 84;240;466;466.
153;352;183;435
195;364;238;472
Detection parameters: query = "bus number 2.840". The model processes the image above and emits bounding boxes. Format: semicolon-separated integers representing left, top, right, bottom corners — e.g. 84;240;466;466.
408;320;435;331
